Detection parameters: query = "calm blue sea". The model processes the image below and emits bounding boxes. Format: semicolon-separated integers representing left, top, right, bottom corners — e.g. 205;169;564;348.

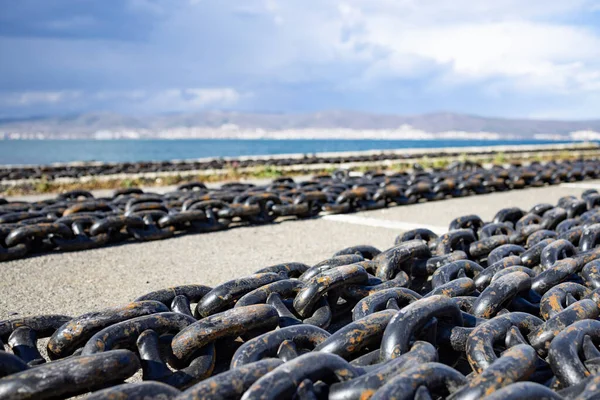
0;139;586;165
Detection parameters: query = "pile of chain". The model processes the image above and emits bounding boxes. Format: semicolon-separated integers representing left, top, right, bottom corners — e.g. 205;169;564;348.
3;144;597;181
2;159;600;262
4;188;600;399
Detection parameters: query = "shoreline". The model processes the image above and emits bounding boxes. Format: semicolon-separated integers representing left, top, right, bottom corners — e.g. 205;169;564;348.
0;141;596;169
1;142;599;196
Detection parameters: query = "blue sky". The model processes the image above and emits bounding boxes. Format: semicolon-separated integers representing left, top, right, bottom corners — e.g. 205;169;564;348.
1;0;600;119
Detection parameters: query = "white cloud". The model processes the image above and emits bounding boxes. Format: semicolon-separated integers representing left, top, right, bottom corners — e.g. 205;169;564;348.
2;0;600;119
92;90;148;101
0;88;244;113
260;1;600;95
0;91;82;106
131;88;243;112
92;88;241;108
362;21;600;92
180;88;241;107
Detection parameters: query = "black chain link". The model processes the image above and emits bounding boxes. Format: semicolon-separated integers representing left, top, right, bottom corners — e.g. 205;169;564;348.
2;159;600;262
2;145;597;181
3;160;600;398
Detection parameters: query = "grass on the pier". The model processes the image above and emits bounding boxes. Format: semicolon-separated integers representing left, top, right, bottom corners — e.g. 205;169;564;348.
0;150;588;196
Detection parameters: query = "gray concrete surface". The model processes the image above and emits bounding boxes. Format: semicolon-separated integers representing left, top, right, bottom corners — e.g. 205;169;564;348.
2;180;600;320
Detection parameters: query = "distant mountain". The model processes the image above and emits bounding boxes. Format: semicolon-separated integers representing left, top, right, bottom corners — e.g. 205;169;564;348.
1;110;600;140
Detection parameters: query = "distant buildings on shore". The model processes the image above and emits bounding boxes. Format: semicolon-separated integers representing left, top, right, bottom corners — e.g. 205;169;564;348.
2;123;600;141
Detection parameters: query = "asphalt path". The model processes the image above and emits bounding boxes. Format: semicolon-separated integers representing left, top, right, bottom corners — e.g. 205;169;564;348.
2;180;600;320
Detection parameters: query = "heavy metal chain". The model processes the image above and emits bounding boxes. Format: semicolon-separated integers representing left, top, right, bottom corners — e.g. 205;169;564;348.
2;144;597;181
3;168;600;398
2;159;600;262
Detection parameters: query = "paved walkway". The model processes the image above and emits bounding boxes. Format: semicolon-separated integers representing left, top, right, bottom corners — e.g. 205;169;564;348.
2;181;600;319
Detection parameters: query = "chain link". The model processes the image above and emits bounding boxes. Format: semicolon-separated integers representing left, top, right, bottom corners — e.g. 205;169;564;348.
2;145;598;182
2;159;600;261
3;159;600;398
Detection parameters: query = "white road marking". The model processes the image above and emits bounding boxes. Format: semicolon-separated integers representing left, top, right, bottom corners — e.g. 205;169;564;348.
561;182;600;189
322;214;447;235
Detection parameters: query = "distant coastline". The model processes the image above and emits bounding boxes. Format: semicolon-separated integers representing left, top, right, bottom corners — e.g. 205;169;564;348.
2;110;600;141
2;125;600;141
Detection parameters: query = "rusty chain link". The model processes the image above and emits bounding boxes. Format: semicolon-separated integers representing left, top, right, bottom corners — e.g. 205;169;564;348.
2;158;600;262
2;145;598;182
4;160;600;398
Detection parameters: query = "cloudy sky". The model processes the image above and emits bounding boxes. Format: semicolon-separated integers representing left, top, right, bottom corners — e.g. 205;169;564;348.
1;0;600;119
